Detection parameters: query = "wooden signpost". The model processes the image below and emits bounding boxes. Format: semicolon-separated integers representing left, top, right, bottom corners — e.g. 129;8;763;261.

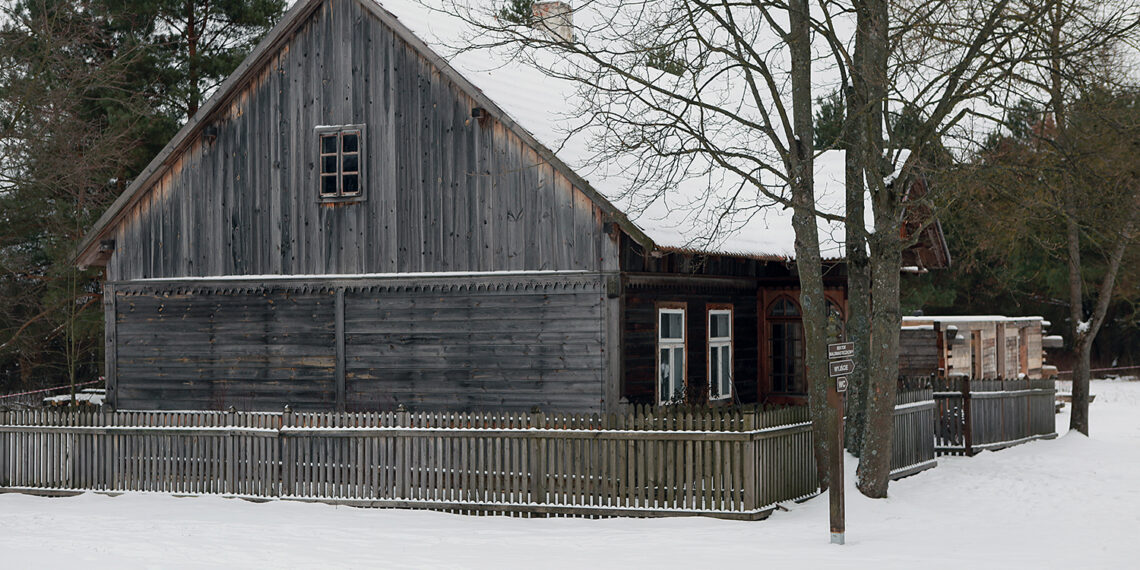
827;341;853;545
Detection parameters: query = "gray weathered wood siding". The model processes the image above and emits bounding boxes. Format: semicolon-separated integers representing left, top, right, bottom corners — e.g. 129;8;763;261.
343;276;606;411
113;288;339;410
105;0;610;282
109;273;608;412
899;329;940;377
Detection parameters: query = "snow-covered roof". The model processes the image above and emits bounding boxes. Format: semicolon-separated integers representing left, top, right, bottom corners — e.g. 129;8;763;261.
77;0;910;265
43;389;106;407
902;316;1046;325
378;0;888;260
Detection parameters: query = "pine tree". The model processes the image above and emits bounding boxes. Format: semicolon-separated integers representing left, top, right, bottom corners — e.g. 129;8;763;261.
0;0;286;394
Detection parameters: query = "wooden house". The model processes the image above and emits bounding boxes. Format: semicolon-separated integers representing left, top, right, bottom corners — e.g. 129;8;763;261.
899;316;1055;379
75;0;947;413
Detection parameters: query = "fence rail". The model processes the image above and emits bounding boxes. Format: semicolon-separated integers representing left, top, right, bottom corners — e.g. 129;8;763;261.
932;377;1057;455
0;405;818;520
0;378;1050;518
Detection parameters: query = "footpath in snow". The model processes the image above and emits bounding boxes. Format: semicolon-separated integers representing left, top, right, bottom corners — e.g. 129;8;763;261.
2;379;1138;569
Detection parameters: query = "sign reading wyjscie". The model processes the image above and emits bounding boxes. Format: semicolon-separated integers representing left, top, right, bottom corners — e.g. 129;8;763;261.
829;359;854;377
827;342;855;359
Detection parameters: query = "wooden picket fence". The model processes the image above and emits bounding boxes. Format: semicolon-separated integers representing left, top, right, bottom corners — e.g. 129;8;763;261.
0;378;1049;519
0;405;817;520
891;379;938;479
932;377;1057;455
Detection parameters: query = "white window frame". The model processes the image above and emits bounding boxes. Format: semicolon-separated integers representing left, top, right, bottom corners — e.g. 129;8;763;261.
657;307;686;405
708;308;733;401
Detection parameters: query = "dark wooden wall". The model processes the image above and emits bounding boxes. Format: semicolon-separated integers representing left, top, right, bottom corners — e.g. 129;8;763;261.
113;289;338;410
105;0;610;282
899;329;940;377
110;274;609;412
621;279;759;406
344;279;606;411
619;233;850;406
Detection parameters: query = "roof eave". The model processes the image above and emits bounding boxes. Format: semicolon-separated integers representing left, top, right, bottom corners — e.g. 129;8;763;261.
75;0;657;268
73;0;327;268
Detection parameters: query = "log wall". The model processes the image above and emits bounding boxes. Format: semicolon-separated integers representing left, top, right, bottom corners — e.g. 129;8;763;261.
620;278;759;406
109;273;610;412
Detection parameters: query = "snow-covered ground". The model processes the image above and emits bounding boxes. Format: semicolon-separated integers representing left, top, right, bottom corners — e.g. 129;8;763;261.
2;379;1138;569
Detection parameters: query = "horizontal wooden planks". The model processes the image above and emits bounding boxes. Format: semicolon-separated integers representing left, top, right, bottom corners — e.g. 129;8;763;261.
111;274;610;413
622;284;759;406
115;290;338;411
898;329;939;376
344;279;607;412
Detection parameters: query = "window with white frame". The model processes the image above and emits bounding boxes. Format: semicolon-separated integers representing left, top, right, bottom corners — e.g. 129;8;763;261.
708;308;732;401
317;125;363;201
658;308;685;404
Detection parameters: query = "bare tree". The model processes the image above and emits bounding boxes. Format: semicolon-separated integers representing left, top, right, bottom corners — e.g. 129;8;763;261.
431;0;1136;496
960;84;1140;438
918;0;1139;438
431;0;845;486
828;0;1092;496
1040;1;1139;436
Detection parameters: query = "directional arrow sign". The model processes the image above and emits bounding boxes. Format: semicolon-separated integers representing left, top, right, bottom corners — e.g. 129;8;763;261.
828;342;855;360
829;359;854;377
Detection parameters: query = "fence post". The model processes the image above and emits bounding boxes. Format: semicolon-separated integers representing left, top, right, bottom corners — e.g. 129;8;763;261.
999;377;1007;443
0;409;8;487
529;407;546;506
742;410;757;513
396;404;408;499
102;409;112;491
962;378;974;457
226;406;236;495
279;405;292;498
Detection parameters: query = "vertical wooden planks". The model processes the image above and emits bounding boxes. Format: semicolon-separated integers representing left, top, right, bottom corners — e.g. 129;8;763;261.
0;405;867;519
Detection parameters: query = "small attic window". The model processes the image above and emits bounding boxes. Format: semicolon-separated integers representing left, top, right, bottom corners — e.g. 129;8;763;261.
316;125;364;202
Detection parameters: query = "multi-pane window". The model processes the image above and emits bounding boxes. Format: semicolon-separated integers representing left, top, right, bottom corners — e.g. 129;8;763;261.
769;297;805;394
317;126;363;200
708;309;732;401
658;308;685;404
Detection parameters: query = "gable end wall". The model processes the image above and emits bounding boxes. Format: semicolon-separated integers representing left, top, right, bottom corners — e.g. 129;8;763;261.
106;0;612;281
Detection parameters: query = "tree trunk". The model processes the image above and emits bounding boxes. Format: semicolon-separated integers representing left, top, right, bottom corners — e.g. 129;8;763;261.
788;0;832;489
1069;337;1092;435
854;0;897;498
1066;201;1135;436
1064;215;1089;435
843;163;871;456
843;15;870;455
856;229;902;497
